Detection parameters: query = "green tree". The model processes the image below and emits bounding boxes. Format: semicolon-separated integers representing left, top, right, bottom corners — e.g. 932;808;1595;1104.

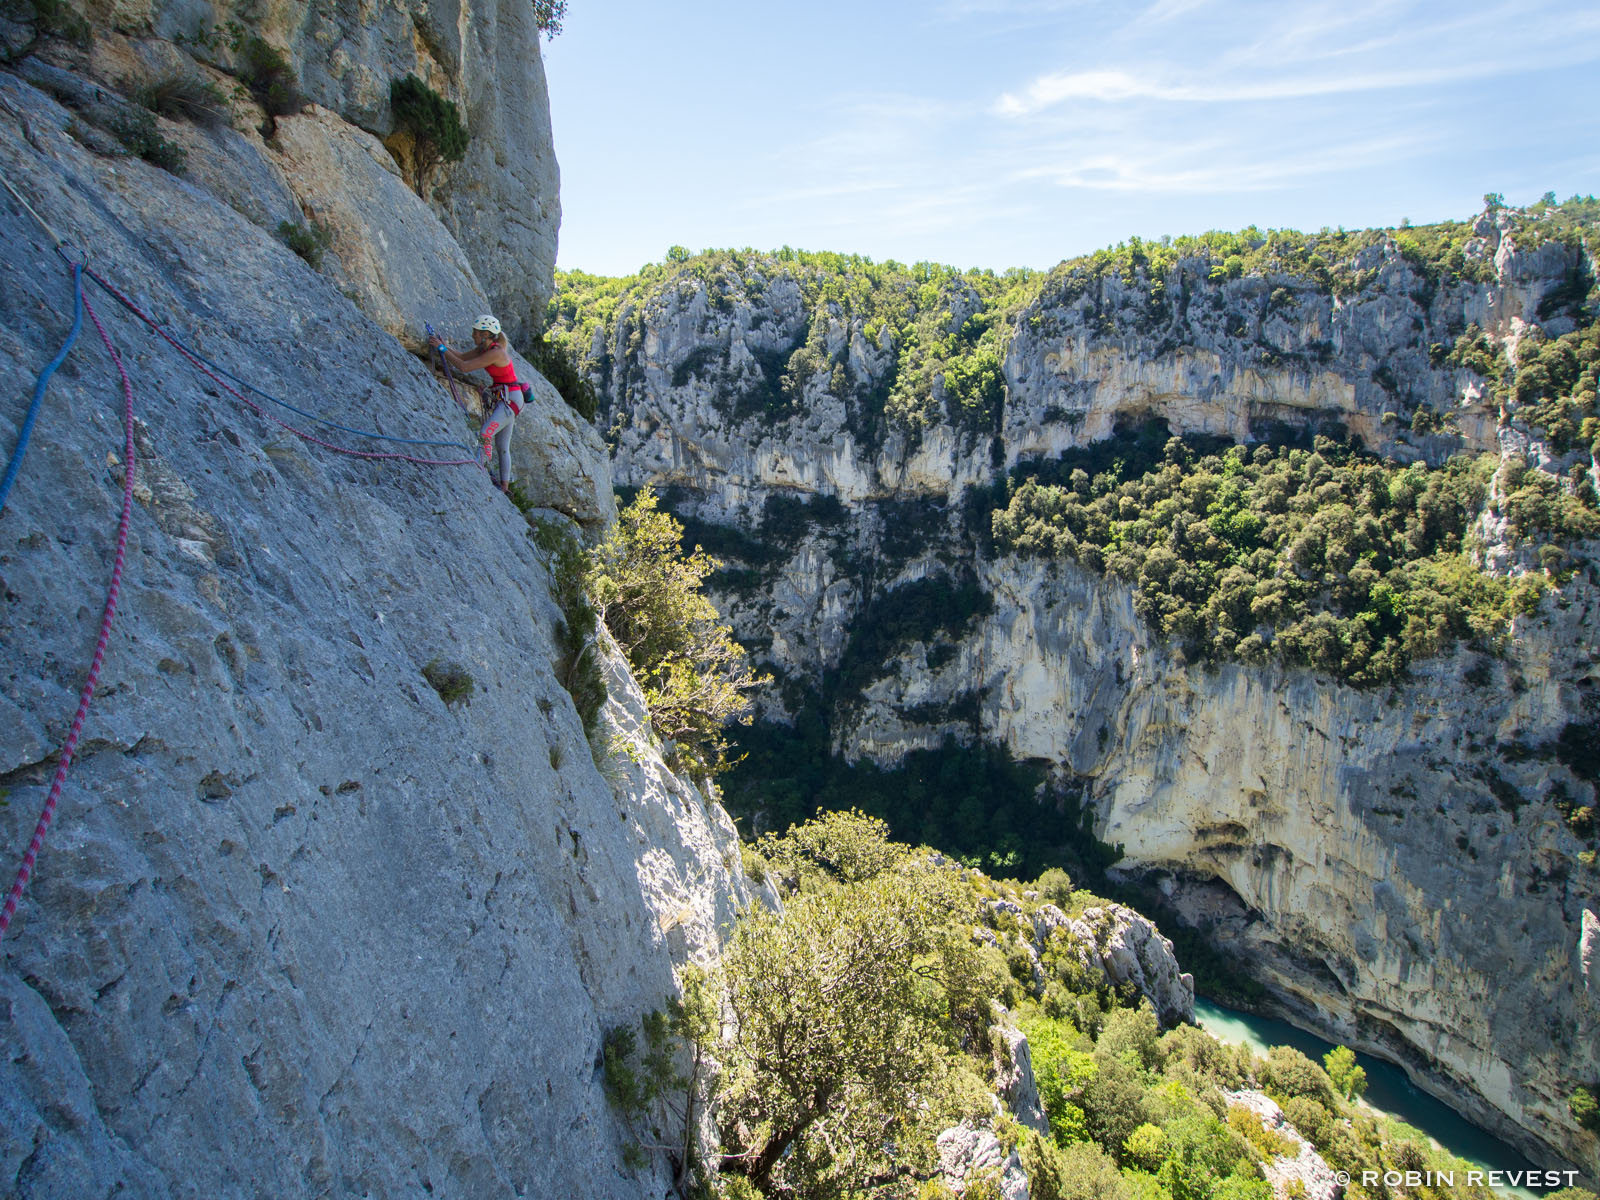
532;0;567;38
389;74;469;192
1260;1046;1338;1110
1323;1046;1368;1101
715;835;975;1194
586;487;767;775
1570;1086;1600;1132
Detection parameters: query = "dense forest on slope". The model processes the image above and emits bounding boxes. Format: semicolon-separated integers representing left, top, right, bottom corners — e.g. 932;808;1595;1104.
983;422;1595;685
609;812;1551;1199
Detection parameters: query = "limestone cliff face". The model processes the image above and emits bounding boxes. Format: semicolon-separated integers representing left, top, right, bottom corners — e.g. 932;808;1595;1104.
0;36;731;1200
80;0;560;341
600;221;1588;533
584;234;1600;1172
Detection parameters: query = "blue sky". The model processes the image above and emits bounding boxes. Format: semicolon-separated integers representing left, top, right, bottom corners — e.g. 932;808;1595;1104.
543;0;1600;277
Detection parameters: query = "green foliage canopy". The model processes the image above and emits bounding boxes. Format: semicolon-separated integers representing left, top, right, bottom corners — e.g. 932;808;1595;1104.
586;487;767;775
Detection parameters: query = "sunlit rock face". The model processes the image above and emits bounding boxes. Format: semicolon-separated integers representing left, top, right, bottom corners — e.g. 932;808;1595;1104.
591;230;1600;1173
109;0;562;341
0;21;729;1196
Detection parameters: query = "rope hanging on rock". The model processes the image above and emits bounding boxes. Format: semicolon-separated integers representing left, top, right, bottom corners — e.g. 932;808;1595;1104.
0;258;83;517
3;161;482;468
0;175;493;937
426;321;473;415
81;265;482;468
0;284;137;943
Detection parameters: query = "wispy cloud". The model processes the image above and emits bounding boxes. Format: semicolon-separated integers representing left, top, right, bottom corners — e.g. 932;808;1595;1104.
995;0;1600;116
932;0;1092;18
1013;134;1422;193
996;60;1528;114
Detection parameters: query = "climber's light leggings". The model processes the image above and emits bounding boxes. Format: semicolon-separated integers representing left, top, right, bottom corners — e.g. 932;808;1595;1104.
482;400;515;486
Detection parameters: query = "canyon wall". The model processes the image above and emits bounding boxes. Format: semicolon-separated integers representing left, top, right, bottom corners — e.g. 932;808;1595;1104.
584;226;1600;1172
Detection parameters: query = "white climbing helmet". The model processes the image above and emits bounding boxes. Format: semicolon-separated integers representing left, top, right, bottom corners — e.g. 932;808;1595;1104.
472;314;502;336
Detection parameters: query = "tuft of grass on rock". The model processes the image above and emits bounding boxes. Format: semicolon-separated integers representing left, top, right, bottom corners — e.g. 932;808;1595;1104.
422;658;474;707
134;71;230;128
277;218;332;269
107;108;187;173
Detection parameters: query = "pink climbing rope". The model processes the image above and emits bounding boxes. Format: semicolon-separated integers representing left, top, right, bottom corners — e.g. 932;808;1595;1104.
82;266;480;469
0;289;138;942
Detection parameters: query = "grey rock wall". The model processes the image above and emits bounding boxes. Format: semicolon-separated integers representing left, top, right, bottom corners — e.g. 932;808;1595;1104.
78;0;560;342
0;62;723;1198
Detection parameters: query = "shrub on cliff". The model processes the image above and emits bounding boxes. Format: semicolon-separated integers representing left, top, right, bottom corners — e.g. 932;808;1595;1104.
134;72;230;128
237;35;304;132
525;333;598;420
276;218;332;269
107;107;187;173
529;517;606;738
531;0;567;38
585;487;766;775
389;75;469;192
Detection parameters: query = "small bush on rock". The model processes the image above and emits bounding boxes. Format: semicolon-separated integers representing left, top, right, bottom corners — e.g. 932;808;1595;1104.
277;218;332;269
108;108;187;173
238;35;303;120
135;72;229;128
421;658;473;706
390;74;469;192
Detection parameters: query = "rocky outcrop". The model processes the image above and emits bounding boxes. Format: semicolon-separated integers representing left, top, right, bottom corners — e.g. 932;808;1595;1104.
579;226;1600;1174
1225;1090;1343;1200
72;0;558;341
0;46;723;1200
936;1123;1030;1200
991;1017;1049;1135
1056;905;1195;1027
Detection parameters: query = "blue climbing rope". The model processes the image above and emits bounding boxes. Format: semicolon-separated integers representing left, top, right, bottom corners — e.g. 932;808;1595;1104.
0;261;83;517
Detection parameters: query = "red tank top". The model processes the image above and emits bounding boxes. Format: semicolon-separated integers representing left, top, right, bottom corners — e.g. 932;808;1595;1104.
483;356;524;414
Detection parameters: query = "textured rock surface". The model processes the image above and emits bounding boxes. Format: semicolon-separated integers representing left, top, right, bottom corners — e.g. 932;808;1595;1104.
584;235;1600;1173
935;1123;1030;1200
77;1;559;341
1060;905;1195;1027
1225;1090;1342;1200
0;64;727;1198
991;1016;1048;1135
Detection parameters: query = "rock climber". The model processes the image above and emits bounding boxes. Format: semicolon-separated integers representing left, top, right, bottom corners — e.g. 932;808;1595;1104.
433;315;525;495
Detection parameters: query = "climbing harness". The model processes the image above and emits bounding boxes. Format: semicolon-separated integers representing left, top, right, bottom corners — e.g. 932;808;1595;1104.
0;284;136;942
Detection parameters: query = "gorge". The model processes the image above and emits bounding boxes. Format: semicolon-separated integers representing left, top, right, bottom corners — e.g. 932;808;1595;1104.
0;0;1597;1195
550;219;1600;1176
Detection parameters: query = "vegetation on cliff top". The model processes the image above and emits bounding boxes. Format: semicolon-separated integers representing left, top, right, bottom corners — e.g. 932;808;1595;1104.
985;421;1595;686
549;248;1044;445
547;197;1598;446
606;812;1506;1200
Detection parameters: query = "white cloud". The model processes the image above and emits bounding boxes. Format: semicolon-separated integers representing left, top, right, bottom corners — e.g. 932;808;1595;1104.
995;0;1600;116
1014;134;1420;193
